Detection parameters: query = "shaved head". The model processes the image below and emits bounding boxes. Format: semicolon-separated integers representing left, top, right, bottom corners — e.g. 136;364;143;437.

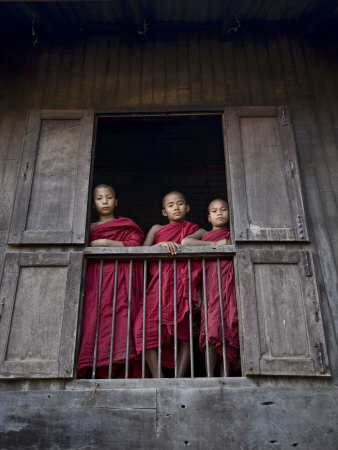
162;191;187;208
93;184;116;197
208;198;228;212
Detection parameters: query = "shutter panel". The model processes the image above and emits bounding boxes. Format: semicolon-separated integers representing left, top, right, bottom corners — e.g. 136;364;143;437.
224;106;308;241
236;249;330;376
8;110;94;245
0;252;83;378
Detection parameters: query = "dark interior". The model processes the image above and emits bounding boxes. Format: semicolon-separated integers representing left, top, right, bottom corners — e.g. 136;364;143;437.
93;114;227;235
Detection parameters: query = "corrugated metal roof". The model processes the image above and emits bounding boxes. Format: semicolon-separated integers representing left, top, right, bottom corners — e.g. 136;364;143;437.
0;0;337;34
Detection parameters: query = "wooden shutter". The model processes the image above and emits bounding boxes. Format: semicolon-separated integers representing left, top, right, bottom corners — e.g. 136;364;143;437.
236;249;330;377
0;252;83;378
224;107;308;241
8;110;94;245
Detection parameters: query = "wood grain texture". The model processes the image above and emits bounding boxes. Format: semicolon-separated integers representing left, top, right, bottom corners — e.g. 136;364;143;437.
236;249;330;376
8;110;94;245
225;106;309;241
0;252;83;379
0;386;337;449
0;29;336;381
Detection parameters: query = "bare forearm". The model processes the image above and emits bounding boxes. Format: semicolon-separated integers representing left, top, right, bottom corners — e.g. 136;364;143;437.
181;237;217;246
90;239;124;247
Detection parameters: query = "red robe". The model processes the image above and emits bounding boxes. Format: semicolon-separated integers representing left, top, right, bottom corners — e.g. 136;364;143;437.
134;221;200;368
77;217;144;378
199;229;239;366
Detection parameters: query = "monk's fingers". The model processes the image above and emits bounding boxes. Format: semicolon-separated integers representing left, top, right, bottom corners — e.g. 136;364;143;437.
167;242;180;254
216;239;230;246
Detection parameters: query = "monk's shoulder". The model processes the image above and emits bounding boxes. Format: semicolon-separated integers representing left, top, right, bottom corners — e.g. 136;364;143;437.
150;224;163;233
90;221;100;231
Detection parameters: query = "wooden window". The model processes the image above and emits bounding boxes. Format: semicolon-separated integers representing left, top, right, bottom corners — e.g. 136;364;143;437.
0;107;330;379
0;252;82;378
8;110;94;245
237;249;329;376
225;107;308;241
224;107;330;377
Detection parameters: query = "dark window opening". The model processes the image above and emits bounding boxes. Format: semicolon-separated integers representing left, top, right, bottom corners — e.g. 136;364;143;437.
93;114;227;231
80;113;241;379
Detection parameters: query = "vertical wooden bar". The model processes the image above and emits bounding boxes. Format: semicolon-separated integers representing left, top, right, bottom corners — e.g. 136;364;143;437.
92;259;104;379
125;259;133;378
217;258;228;377
141;259;147;378
173;259;178;378
108;259;119;378
202;258;210;377
157;259;162;378
188;259;194;378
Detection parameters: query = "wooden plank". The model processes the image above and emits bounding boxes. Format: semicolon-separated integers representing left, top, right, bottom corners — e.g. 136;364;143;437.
266;35;288;105
53;44;73;109
58;252;83;377
140;38;154;105
222;39;238;106
165;38;177;105
40;42;63;108
0;389;157;449
92;35;110;106
210;34;225;103
80;36;98;108
244;35;263;105
129;40;142;105
156;386;338;449
84;245;236;257
0;111;27;231
233;36;250;105
18;252;70;266
67;39;86;108
225;106;309;241
254;35;275;105
25;118;82;232
102;35;120;104
0;252;83;379
199;33;213;102
188;33;202;102
177;32;190;104
8;109;94;245
1;386;337;449
72;109;95;244
301;41;338;265
236;249;330;376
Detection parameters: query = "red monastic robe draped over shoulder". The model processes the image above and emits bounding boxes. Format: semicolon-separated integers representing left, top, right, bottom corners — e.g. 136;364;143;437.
134;221;200;368
199;229;239;366
77;217;144;378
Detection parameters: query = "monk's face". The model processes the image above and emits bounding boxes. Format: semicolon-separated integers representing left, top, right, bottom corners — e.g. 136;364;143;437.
162;192;190;222
93;186;118;218
208;199;229;229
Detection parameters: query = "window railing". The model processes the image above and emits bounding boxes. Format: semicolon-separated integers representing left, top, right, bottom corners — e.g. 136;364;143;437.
82;246;236;379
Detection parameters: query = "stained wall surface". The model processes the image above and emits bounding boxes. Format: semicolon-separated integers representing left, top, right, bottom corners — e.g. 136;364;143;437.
0;30;337;448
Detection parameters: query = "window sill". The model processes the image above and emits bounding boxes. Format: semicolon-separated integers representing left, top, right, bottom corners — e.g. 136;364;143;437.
84;245;236;258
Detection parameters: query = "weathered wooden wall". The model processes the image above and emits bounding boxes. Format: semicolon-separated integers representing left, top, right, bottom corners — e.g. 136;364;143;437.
0;30;337;448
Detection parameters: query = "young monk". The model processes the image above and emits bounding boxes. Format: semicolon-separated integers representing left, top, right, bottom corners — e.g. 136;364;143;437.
134;191;202;377
77;184;144;378
181;199;239;376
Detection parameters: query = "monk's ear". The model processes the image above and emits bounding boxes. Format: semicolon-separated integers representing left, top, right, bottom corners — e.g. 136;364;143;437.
208;215;211;223
185;204;190;213
115;198;118;208
162;209;168;217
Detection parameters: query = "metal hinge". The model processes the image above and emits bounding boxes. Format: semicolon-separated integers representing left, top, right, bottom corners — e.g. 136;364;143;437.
302;251;312;277
315;342;327;374
312;291;320;323
296;215;306;240
0;297;4;322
